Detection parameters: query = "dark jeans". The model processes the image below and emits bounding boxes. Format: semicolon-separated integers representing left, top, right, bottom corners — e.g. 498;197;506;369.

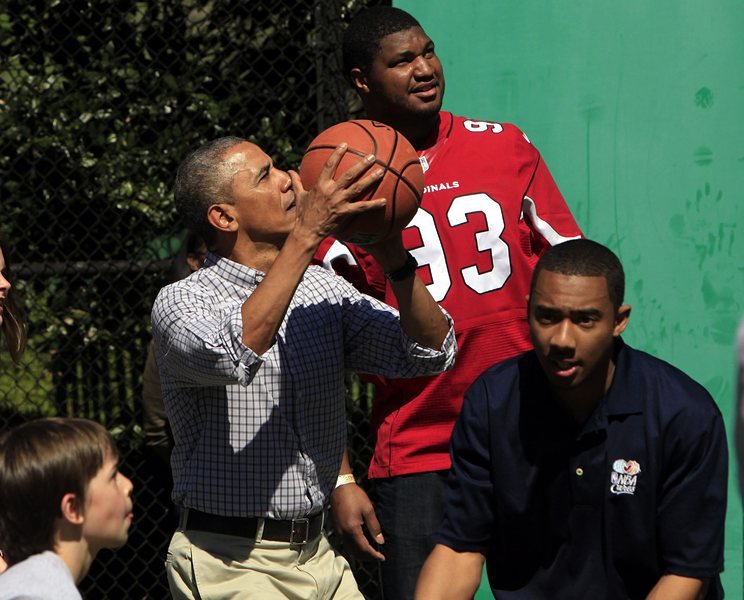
373;470;449;600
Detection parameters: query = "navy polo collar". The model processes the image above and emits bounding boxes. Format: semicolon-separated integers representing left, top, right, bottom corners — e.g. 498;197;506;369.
603;339;645;417
578;339;644;435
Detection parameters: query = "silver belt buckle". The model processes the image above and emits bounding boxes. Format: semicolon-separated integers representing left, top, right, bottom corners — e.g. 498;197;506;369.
289;517;310;544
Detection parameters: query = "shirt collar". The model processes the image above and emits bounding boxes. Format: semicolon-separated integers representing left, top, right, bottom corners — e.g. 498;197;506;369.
603;338;644;416
203;251;265;287
417;111;453;152
579;339;643;435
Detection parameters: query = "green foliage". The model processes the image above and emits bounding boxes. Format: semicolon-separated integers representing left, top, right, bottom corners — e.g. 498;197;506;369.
0;349;55;417
1;0;356;264
0;0;358;419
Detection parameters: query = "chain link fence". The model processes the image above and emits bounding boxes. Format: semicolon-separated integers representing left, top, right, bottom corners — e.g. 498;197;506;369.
1;1;387;597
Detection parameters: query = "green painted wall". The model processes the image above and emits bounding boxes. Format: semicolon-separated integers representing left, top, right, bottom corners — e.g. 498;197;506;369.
398;0;744;596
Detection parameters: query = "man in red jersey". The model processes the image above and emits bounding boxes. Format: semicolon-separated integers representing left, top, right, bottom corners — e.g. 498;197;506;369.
314;7;582;598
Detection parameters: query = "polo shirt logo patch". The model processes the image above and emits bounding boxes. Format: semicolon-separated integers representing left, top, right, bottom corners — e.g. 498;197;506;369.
610;459;642;495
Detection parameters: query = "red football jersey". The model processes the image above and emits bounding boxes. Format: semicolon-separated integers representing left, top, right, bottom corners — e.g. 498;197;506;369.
314;112;582;478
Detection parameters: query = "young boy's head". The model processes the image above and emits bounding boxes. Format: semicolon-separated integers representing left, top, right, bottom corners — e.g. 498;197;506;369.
0;417;133;568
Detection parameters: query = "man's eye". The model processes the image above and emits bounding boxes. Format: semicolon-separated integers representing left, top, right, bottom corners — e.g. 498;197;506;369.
576;316;597;328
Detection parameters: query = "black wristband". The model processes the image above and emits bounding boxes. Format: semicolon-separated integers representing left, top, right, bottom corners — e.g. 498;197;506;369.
384;251;418;282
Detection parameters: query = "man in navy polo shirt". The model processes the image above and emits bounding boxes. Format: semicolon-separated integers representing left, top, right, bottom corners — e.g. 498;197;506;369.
416;239;728;599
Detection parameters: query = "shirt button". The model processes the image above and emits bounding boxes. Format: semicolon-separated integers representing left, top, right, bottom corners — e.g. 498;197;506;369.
575;467;584;476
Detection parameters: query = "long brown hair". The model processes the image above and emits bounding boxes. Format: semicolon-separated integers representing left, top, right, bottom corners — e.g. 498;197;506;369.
0;239;27;362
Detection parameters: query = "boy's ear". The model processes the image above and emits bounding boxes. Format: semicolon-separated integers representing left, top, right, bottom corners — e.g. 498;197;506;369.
60;492;85;525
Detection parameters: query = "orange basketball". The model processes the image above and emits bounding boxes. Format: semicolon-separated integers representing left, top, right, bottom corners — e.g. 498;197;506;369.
299;120;424;246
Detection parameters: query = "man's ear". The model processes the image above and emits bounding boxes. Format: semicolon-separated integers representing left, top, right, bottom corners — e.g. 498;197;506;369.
614;304;632;336
207;204;238;234
350;68;369;94
60;492;84;526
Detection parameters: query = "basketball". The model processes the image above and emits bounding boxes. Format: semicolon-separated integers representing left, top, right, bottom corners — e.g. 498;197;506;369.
299;120;424;246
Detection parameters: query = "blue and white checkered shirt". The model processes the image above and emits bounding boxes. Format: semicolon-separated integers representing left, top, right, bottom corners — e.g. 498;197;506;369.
151;252;455;519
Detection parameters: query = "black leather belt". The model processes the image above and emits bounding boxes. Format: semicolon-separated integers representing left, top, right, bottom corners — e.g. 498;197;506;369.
184;509;324;544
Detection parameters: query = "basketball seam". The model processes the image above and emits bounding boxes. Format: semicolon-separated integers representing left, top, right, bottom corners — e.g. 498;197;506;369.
300;148;421;200
383;130;400;240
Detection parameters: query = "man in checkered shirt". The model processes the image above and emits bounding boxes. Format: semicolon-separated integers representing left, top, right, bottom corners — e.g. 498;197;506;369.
151;136;455;599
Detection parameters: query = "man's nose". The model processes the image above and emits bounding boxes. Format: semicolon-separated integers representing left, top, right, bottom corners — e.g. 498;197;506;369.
413;56;434;78
280;170;292;191
550;320;576;352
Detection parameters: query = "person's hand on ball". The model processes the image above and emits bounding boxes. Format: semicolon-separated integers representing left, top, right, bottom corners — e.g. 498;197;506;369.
288;143;386;244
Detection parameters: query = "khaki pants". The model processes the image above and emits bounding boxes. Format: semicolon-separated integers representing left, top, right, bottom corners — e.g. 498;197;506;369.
166;527;363;600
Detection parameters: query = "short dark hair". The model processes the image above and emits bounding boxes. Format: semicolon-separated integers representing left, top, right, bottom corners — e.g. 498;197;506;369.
342;6;421;80
173;136;247;244
531;239;626;309
0;418;118;565
0;239;27;363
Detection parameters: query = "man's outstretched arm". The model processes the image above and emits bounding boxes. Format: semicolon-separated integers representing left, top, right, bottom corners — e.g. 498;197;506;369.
645;574;708;600
415;544;485;600
241;147;384;355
